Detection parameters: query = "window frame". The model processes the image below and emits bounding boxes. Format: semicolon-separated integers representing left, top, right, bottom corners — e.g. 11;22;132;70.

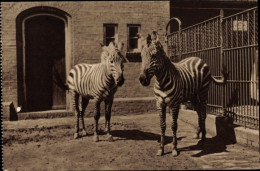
127;24;141;52
103;24;118;46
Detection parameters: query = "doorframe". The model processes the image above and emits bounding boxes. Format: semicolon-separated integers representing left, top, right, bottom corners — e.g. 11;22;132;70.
16;6;72;112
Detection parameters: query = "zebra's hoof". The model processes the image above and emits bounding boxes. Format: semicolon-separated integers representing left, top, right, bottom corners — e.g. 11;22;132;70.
107;135;114;142
93;135;99;142
74;133;79;139
82;130;87;137
156;149;164;156
172;150;178;157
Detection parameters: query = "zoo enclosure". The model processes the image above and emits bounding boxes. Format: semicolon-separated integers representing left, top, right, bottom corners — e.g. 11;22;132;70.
166;7;258;129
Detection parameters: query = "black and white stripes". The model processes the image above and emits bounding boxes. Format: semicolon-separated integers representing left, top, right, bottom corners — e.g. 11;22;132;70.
139;31;227;157
67;41;125;141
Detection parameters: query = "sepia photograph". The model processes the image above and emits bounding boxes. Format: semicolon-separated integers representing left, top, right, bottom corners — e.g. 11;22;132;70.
1;0;259;170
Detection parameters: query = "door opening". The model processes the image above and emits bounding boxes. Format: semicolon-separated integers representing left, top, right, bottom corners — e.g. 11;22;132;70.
24;15;66;111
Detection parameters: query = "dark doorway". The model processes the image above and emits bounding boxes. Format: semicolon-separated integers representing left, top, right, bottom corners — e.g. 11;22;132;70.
25;15;66;111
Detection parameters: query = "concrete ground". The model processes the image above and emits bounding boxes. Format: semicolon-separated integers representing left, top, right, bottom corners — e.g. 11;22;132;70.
3;112;260;170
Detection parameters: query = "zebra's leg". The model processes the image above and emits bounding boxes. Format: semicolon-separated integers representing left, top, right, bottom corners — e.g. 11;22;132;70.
105;97;114;142
156;102;166;156
191;98;201;139
81;97;89;137
194;102;207;143
93;100;101;142
70;90;80;139
170;104;180;157
193;104;201;139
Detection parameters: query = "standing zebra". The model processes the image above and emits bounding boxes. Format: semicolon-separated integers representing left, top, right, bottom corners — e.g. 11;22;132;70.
57;41;125;142
139;31;228;157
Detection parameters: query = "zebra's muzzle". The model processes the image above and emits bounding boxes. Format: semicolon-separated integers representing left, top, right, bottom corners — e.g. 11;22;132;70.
116;76;125;87
139;74;150;86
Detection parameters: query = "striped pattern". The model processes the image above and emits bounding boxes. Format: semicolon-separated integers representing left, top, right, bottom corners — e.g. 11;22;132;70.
68;42;125;141
139;31;227;157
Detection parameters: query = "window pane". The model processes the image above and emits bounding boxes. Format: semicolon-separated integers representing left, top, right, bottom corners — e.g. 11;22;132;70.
106;38;115;46
106;26;115;38
129;38;138;49
129;27;138;37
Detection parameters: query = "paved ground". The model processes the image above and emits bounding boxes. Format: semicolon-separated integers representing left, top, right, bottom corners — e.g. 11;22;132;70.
3;112;260;170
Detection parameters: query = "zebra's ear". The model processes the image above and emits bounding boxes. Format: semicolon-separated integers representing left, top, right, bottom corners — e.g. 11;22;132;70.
117;41;124;51
108;41;116;51
151;31;159;43
146;34;152;45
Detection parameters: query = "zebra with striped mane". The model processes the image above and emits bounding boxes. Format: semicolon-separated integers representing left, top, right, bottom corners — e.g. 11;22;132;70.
58;41;125;142
139;31;228;157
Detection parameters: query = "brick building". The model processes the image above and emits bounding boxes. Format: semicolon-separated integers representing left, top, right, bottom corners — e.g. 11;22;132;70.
2;1;257;119
1;1;170;115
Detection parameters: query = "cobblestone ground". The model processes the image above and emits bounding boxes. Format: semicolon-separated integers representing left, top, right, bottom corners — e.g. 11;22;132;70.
3;113;260;170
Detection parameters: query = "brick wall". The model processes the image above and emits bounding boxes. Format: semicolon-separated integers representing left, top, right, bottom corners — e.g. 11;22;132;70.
1;1;169;108
115;63;155;98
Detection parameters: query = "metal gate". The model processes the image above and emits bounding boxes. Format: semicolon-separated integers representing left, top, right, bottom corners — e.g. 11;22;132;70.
166;7;258;129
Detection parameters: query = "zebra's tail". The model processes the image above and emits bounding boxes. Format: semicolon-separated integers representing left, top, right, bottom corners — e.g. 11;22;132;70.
211;65;228;85
53;66;69;91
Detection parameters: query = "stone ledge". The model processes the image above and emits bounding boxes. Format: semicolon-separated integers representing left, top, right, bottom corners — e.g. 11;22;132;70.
2;102;18;121
16;97;157;120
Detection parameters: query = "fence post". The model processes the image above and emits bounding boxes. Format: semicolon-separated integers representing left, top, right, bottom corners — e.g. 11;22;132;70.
220;9;227;116
177;21;182;61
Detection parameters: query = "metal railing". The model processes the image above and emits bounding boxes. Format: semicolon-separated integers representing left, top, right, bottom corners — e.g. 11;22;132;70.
166;7;258;129
222;7;258;129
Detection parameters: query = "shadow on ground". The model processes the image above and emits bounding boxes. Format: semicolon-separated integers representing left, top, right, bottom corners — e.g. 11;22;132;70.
112;129;236;157
111;129;185;145
179;135;236;157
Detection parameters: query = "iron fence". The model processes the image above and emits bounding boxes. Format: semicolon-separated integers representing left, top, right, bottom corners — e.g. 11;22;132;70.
222;7;258;129
166;7;258;129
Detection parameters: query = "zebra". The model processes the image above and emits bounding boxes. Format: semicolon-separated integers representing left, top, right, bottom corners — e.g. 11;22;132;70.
139;31;228;157
56;41;125;142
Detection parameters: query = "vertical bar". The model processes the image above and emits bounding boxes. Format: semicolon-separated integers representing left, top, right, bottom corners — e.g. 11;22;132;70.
242;13;244;47
230;18;234;48
179;21;182;61
234;49;237;119
241;48;245;125
210;20;212;48
246;47;249;122
212;20;215;47
248;12;250;46
204;22;206;50
251;47;255;126
253;10;256;44
220;9;226;115
195;26;197;51
236;15;239;48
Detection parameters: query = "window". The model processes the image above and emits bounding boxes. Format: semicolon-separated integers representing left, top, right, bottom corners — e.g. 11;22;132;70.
104;24;118;46
128;24;141;51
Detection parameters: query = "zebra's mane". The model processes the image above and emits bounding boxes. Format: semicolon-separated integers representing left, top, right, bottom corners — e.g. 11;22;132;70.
100;41;126;63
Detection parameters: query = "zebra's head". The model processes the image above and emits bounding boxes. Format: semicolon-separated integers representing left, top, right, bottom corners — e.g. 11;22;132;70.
139;31;166;86
101;41;125;87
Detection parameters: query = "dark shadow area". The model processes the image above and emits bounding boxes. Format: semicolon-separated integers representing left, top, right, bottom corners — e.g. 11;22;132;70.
10;102;18;121
179;135;235;157
179;116;237;157
111;129;186;145
215;116;237;143
2;102;18;121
